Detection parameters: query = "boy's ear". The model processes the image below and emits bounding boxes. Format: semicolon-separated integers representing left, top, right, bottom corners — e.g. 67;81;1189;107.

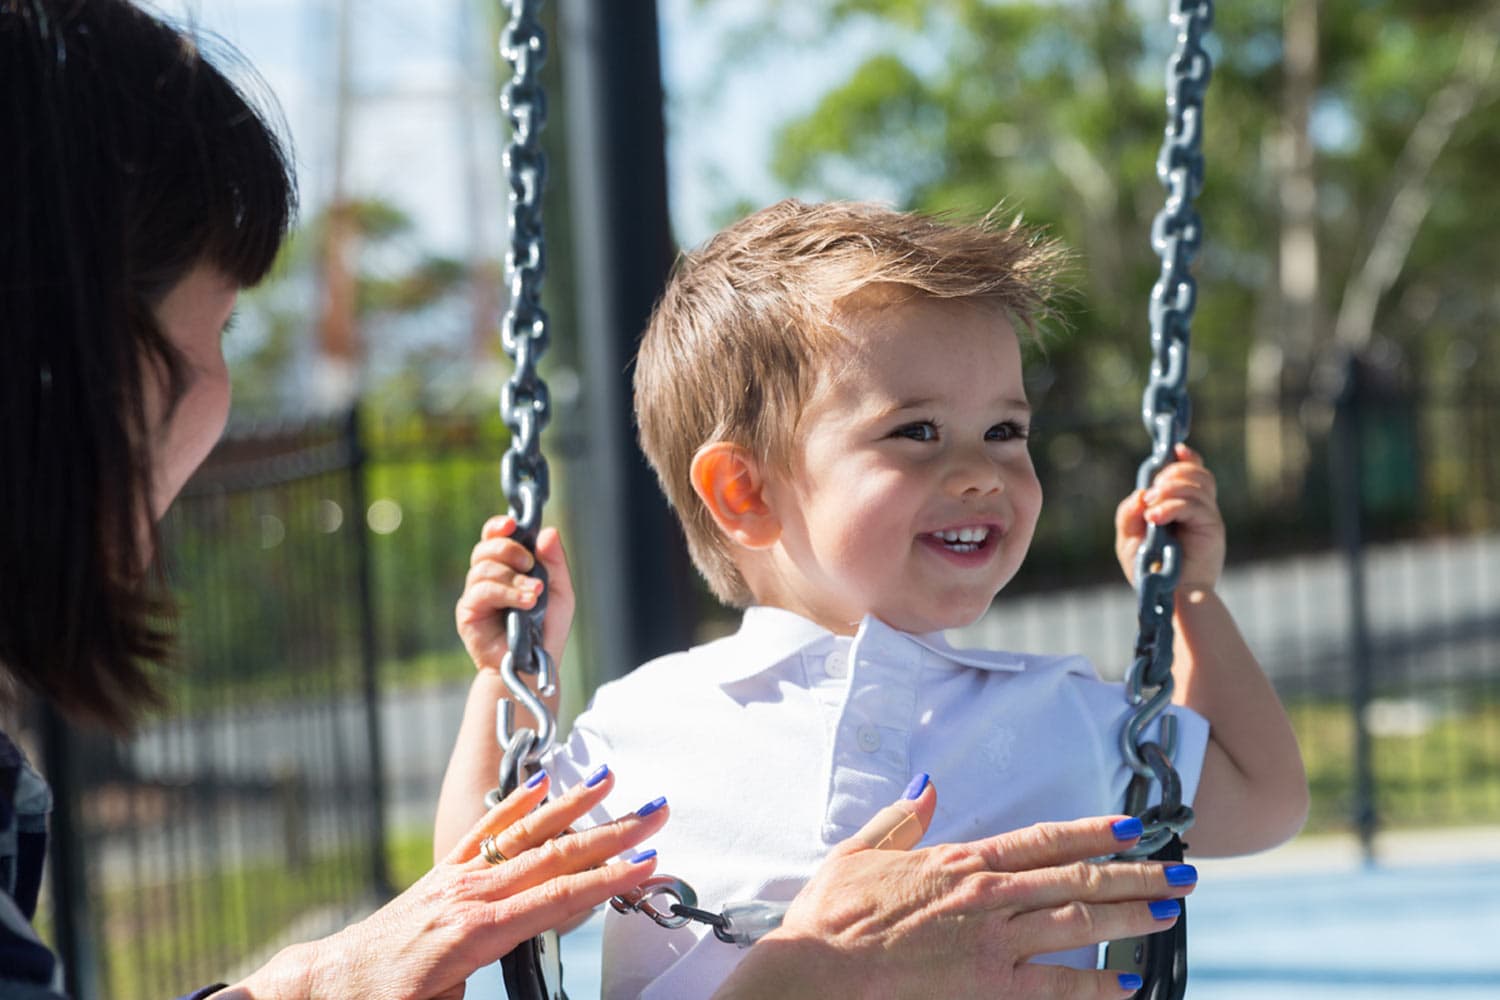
690;442;779;549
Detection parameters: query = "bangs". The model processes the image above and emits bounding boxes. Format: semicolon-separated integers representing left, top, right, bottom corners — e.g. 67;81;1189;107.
188;36;297;287
123;22;296;297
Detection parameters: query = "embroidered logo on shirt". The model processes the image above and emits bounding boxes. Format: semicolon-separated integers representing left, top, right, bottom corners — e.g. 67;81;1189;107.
982;726;1017;771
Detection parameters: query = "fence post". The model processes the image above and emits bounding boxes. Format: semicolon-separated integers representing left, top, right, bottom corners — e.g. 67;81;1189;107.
346;406;393;898
37;703;99;997
559;0;697;684
1332;354;1378;864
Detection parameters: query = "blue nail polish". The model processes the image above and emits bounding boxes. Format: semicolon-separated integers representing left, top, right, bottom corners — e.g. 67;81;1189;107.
1164;864;1197;887
1149;899;1181;921
1111;817;1143;840
525;770;547;789
903;772;930;800
628;849;657;864
1118;972;1143;991
585;764;611;788
635;796;667;818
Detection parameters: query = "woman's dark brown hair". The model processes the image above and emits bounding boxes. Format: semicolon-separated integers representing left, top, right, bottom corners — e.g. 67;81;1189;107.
0;0;296;728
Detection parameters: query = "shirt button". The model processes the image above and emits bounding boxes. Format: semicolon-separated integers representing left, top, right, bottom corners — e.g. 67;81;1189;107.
825;651;848;678
856;725;882;752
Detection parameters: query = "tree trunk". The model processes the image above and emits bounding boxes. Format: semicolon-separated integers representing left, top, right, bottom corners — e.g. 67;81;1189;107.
1247;0;1321;503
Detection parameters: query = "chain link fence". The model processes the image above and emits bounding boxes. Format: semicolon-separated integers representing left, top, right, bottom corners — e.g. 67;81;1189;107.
30;368;1499;997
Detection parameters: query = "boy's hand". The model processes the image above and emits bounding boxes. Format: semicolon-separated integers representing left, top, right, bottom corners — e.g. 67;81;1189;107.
1114;444;1225;592
457;515;575;712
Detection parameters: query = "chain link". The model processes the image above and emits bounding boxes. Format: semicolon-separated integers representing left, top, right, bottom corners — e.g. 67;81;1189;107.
1117;0;1213;858
495;0;554;795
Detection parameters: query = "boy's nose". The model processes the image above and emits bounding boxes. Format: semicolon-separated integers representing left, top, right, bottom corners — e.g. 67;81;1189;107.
944;448;1004;497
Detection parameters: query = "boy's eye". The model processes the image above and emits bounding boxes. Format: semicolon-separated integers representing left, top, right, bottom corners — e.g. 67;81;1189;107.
892;421;940;442
986;420;1030;443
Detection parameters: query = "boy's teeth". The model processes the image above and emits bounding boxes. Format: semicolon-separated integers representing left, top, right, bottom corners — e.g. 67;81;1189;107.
935;527;989;544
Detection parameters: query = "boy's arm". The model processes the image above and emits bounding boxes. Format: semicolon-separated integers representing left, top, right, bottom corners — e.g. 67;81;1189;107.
434;515;575;861
1117;445;1308;858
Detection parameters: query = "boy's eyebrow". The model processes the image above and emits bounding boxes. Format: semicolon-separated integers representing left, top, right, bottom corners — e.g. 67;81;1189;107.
872;395;1033;418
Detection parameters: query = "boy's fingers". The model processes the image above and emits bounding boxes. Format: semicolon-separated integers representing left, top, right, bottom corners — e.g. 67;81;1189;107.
465;561;544;598
457;580;539;620
1146;465;1216;500
481;514;520;539
470;537;537;571
534;528;574;597
1115;491;1148;532
533;528;575;669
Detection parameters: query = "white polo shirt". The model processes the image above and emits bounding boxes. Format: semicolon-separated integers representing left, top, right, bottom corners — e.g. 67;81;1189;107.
545;606;1208;1000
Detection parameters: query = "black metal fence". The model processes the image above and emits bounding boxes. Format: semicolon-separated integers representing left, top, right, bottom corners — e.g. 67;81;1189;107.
33;366;1500;997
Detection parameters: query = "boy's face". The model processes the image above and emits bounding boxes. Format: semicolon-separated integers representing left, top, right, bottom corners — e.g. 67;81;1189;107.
757;295;1041;635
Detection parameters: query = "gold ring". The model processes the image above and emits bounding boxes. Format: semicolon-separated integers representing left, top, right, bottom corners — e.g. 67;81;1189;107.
480;835;509;866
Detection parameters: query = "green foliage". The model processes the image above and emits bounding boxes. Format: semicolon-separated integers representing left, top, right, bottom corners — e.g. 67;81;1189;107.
693;0;1500;485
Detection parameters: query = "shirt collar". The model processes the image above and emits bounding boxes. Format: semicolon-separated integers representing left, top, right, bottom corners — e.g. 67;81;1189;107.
706;606;1028;686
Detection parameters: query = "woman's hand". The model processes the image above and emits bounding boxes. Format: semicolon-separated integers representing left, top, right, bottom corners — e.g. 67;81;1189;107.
717;781;1196;1000
225;769;667;1000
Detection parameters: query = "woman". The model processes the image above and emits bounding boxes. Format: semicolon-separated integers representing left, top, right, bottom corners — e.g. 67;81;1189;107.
0;2;1192;997
0;2;667;996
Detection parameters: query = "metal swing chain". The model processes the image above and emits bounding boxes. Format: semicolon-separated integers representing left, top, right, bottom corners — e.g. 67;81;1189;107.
487;0;749;949
493;0;556;805
1115;0;1213;861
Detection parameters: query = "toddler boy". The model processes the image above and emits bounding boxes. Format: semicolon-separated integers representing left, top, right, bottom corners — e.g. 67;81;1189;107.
437;200;1307;998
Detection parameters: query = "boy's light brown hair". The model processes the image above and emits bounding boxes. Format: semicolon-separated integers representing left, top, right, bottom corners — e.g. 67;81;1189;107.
633;199;1066;607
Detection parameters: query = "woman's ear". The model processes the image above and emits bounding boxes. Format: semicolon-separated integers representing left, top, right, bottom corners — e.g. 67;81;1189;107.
690;442;779;549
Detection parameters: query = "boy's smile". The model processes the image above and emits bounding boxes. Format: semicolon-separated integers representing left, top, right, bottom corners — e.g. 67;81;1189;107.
753;293;1042;636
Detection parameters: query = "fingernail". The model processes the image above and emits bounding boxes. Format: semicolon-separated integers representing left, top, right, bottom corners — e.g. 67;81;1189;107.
628;849;657;864
1149;899;1181;920
1164;863;1198;886
1118;972;1143;991
585;764;611;788
634;796;667;818
903;772;930;800
1112;817;1143;840
525;770;547;789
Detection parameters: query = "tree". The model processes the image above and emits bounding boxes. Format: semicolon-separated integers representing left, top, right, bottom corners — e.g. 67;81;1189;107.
693;0;1500;502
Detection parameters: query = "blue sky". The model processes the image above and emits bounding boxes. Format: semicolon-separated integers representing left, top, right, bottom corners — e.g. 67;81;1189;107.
154;0;874;255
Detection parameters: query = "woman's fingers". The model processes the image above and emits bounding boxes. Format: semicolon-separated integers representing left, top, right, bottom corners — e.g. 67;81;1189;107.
973;816;1149;874
482;799;671;899
845;776;936;852
480;771;625;862
1007;893;1184;960
442;771;554;865
478;852;662;951
462;767;672;877
1012;961;1157;1000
